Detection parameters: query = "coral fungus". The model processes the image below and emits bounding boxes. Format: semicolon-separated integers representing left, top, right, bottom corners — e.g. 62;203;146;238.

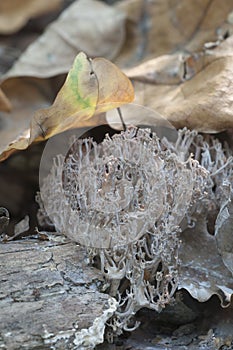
37;126;233;337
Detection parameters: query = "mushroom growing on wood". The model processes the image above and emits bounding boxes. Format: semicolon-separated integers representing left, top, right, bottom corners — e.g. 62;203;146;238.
37;126;233;339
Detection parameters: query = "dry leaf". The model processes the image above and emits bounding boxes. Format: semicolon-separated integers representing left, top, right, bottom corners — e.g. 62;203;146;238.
120;35;233;133
31;52;134;141
0;0;61;35
3;0;125;80
115;0;233;67
124;54;186;84
0;78;53;160
0;52;134;160
179;218;233;307
91;57;135;115
0;88;11;112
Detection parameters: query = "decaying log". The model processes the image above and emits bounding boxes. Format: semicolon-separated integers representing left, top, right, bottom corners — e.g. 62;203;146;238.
0;237;117;350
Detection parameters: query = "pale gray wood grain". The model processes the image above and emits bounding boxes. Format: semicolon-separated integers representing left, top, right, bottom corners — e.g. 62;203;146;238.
0;239;109;350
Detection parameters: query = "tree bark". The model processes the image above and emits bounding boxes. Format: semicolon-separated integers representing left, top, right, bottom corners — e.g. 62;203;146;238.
0;237;114;350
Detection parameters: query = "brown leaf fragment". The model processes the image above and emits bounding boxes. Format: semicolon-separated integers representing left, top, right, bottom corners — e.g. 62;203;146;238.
0;78;53;161
92;57;135;114
2;0;125;80
115;0;233;67
0;88;11;112
128;36;233;133
124;54;186;84
0;0;62;35
179;218;233;307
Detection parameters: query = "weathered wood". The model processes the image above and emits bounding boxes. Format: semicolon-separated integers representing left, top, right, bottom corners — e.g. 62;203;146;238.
0;238;116;350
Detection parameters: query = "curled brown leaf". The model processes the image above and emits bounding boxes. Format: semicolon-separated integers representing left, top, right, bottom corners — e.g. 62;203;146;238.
0;0;62;34
120;36;233;133
3;0;125;79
